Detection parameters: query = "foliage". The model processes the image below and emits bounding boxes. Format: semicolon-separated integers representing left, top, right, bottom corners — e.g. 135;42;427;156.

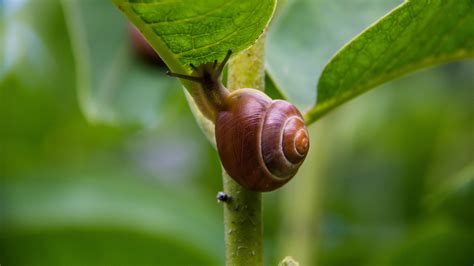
1;0;473;265
112;0;276;72
62;0;182;126
111;0;474;125
309;0;474;122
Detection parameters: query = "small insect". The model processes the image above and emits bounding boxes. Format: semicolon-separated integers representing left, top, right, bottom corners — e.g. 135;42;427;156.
216;192;230;202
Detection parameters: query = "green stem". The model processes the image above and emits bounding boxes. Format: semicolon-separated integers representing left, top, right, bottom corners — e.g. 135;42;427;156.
223;32;267;266
227;34;267;92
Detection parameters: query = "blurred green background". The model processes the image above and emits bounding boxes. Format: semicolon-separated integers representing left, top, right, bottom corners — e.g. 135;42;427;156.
1;0;473;265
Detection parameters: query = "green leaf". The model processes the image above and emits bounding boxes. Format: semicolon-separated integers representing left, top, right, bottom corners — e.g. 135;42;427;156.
1;0;75;91
266;0;402;109
306;0;474;123
112;0;276;72
427;162;474;224
374;221;474;266
1;229;219;266
1;174;224;264
62;0;181;126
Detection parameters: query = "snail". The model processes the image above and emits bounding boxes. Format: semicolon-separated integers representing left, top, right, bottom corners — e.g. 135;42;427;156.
167;51;309;192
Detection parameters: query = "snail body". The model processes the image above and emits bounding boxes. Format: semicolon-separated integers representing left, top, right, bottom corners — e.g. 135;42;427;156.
168;51;309;192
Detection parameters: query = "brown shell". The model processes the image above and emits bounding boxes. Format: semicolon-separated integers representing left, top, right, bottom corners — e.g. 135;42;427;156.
215;89;309;192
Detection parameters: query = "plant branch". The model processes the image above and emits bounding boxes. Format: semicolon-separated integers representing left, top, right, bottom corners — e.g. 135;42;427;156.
222;31;267;266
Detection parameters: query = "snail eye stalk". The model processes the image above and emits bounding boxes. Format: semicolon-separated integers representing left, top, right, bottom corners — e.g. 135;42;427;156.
165;71;203;83
189;63;198;71
166;49;232;83
216;50;232;77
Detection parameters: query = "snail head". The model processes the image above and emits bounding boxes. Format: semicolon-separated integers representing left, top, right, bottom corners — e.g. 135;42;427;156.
166;50;232;90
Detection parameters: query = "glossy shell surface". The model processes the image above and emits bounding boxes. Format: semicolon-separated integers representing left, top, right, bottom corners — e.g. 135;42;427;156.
215;89;309;192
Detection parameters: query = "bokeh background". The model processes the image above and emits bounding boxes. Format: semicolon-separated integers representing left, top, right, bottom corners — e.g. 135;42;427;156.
1;0;473;265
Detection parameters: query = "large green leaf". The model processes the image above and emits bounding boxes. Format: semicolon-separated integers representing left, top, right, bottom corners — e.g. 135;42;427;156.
1;173;224;265
266;0;402;109
62;0;181;126
1;229;218;266
0;0;75;91
306;0;474;123
112;0;276;73
373;221;474;266
427;162;474;225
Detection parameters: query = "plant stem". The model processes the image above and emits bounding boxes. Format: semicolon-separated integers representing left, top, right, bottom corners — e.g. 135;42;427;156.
227;33;267;92
223;32;267;266
222;172;262;266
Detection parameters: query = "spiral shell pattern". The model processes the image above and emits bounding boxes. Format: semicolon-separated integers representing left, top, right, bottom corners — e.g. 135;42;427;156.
261;100;309;178
215;89;309;192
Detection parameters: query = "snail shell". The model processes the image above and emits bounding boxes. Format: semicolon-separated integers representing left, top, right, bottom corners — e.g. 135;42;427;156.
216;89;309;192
